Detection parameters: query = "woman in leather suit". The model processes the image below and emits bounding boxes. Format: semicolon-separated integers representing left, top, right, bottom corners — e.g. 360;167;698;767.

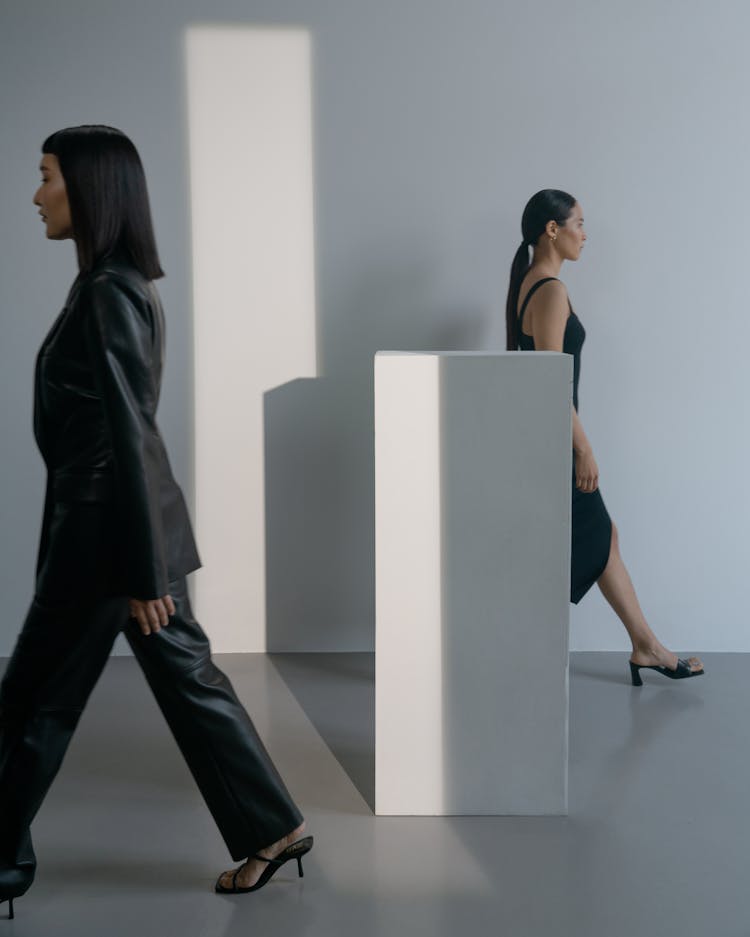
0;125;311;918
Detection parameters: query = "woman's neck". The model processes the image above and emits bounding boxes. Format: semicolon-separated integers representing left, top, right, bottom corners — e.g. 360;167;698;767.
529;244;563;278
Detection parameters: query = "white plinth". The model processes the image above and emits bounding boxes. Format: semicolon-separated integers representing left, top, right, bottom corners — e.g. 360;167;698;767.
375;352;572;816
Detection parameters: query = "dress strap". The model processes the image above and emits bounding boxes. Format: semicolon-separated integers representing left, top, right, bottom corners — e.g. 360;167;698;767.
518;277;559;330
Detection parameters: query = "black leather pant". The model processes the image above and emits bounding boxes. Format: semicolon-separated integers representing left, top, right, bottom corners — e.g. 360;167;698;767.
0;578;303;876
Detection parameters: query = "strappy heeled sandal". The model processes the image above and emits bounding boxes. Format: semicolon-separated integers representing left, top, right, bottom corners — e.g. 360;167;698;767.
629;658;704;686
215;836;314;894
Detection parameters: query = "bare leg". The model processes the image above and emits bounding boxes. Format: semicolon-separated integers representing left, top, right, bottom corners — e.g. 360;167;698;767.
597;524;702;672
217;822;307;890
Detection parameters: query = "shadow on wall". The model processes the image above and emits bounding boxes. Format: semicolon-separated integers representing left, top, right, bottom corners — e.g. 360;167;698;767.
265;265;490;652
321;255;493;383
264;377;363;652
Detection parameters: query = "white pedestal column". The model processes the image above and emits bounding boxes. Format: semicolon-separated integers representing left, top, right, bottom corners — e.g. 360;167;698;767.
375;352;572;815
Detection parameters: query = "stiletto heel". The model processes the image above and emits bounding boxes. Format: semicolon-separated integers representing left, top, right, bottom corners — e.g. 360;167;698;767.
215;835;314;895
0;866;33;919
629;658;704;686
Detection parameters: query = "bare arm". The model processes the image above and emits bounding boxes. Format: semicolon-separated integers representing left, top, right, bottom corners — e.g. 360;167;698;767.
528;281;598;493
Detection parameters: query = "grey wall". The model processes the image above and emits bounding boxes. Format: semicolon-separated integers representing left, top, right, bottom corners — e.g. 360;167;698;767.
1;0;749;654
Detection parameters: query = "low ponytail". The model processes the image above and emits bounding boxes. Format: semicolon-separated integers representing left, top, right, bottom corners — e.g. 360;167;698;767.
505;241;530;350
504;189;576;350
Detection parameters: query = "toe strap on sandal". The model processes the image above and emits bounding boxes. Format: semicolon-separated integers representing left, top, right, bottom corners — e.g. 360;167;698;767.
673;658;704;677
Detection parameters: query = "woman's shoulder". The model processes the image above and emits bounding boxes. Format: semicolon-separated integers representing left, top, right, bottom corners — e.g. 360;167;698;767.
518;273;569;315
70;259;162;345
520;272;567;295
91;254;152;291
74;255;158;312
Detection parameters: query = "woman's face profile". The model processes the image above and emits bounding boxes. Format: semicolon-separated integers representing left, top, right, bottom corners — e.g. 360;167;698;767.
33;154;73;241
555;202;587;261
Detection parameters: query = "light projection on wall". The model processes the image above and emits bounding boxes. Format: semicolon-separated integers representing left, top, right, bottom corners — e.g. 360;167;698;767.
186;26;317;651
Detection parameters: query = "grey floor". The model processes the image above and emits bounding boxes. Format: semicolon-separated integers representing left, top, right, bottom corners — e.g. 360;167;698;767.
0;651;746;937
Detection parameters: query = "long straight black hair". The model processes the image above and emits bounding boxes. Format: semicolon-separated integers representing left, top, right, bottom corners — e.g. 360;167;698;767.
505;189;576;350
42;125;164;280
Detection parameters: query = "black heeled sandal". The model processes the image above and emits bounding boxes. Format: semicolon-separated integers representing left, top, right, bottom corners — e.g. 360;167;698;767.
215;836;314;895
629;658;704;686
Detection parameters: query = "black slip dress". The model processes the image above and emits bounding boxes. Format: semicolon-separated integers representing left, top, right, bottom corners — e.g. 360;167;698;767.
517;277;612;604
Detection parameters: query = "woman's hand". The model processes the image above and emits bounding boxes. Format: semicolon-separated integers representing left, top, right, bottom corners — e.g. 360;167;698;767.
128;595;175;635
574;447;599;493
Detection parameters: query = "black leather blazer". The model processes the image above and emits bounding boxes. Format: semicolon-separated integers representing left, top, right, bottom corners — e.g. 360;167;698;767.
33;253;200;602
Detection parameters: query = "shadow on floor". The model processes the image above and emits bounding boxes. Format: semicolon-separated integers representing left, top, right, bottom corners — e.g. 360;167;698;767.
270;652;375;812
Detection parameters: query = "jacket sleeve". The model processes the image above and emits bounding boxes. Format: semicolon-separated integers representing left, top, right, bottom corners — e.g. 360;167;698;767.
80;272;168;600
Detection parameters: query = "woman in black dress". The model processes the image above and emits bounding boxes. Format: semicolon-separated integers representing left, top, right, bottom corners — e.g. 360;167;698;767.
0;125;311;918
506;189;703;686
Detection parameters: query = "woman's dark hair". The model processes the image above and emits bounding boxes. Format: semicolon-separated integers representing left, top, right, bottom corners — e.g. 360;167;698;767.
42;125;164;279
505;189;576;350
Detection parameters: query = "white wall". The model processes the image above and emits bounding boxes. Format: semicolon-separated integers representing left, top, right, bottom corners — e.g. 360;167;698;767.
0;0;747;654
